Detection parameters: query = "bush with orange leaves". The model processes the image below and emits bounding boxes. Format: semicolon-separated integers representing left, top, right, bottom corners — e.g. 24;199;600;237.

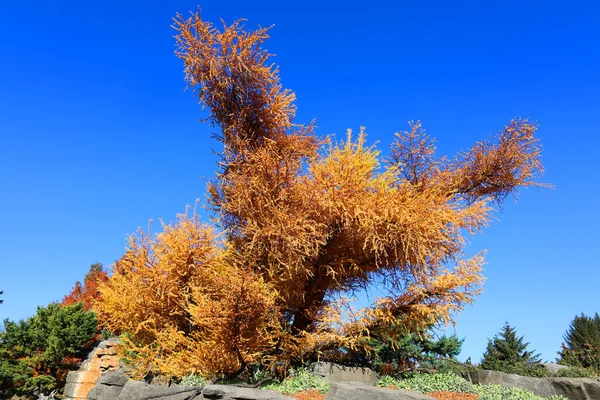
62;263;108;312
96;9;547;379
98;215;282;378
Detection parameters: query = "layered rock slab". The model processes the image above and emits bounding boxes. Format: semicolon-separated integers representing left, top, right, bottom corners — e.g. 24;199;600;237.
325;381;436;400
468;369;600;400
310;362;379;385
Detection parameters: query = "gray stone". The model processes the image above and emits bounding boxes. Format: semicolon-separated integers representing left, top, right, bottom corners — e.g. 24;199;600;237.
201;384;293;400
325;381;435;400
63;382;78;399
98;370;129;387
98;338;121;349
468;369;556;396
66;371;83;384
89;382;124;400
540;362;571;374
310;362;379;385
468;369;600;400
116;381;201;400
582;379;600;399
87;387;98;400
550;378;588;400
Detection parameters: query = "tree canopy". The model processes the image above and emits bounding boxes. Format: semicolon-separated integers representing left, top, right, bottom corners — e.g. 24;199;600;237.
0;303;97;396
481;322;541;373
558;313;600;372
97;10;546;379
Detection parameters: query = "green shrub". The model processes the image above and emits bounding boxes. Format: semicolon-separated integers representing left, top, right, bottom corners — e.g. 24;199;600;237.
474;384;567;400
551;366;597;378
179;374;207;387
377;374;401;388
343;328;465;375
100;329;114;341
248;368;272;384
262;368;329;394
386;372;476;393
378;373;568;400
487;362;550;378
0;302;97;396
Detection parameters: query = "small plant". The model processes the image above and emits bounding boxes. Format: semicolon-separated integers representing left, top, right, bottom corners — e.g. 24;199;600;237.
378;373;568;400
248;367;272;384
474;384;567;400
394;372;477;393
179;374;207;387
377;375;401;388
551;366;597;378
488;362;550;378
100;329;114;341
262;368;329;395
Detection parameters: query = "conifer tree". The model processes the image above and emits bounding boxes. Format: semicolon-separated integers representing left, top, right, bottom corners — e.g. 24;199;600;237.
558;313;600;372
97;9;548;379
0;303;97;396
481;322;540;371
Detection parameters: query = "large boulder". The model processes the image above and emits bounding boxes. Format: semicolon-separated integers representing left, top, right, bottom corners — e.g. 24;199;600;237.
201;385;293;400
468;369;556;396
540;362;571;374
86;379;292;400
468;369;600;400
116;381;201;400
310;362;379;385
87;370;129;400
325;381;435;400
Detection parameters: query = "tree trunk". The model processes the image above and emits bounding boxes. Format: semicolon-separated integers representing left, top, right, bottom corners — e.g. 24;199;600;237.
290;281;327;335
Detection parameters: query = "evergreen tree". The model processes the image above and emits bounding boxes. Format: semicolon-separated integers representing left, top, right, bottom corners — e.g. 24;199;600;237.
558;313;600;372
481;322;540;372
343;325;464;374
0;302;97;396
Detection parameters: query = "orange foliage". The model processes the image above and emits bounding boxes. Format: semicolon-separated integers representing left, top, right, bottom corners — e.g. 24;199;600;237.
97;214;281;377
96;10;547;378
293;390;326;400
62;263;108;311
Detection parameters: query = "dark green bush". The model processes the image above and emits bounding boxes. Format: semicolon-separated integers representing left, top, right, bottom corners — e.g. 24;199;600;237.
0;302;97;397
338;325;465;376
552;366;597;378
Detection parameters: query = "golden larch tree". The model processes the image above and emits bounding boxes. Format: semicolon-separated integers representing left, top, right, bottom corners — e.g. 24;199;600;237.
97;10;546;379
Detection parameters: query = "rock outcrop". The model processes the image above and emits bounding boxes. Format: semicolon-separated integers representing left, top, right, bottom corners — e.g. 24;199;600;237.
310;362;379;385
114;381;202;400
63;339;121;400
85;377;293;400
468;369;600;400
201;385;293;400
86;370;130;400
325;381;436;400
540;362;571;374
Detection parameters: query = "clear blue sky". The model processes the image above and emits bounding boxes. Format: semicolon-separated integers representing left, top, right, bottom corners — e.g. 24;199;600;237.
1;0;598;363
